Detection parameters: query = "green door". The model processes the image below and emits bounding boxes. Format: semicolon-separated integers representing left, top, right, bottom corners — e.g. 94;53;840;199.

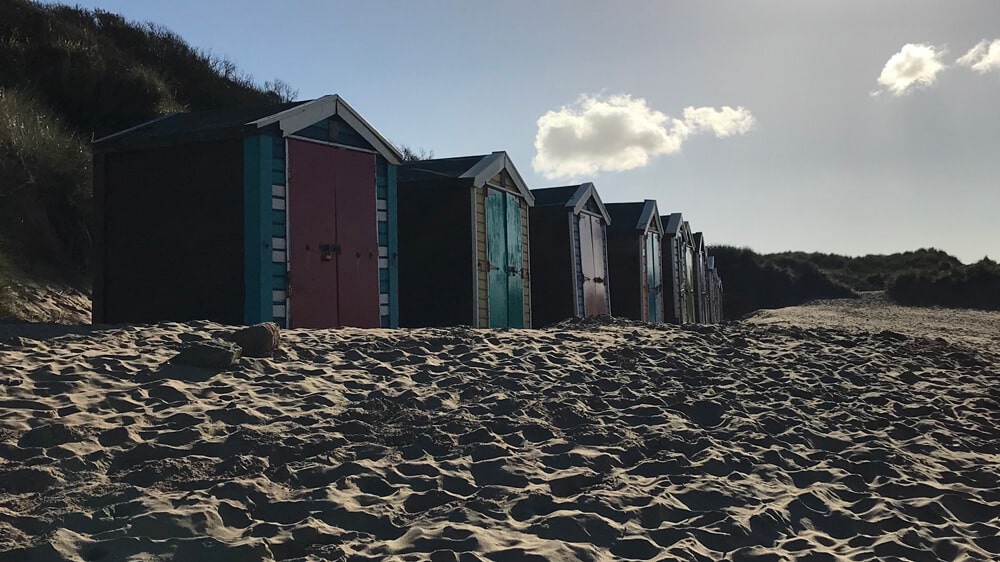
486;189;508;328
505;193;524;328
485;188;524;328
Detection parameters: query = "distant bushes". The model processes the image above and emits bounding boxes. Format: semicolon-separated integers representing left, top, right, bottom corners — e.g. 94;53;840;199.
709;245;857;319
768;248;962;292
888;258;1000;311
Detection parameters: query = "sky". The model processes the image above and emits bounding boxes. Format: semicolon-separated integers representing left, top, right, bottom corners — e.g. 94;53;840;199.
48;0;1000;263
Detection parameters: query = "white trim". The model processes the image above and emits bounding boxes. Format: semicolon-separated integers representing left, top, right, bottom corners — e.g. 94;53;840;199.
379;294;389;305
461;152;535;205
273;290;286;302
286;135;378;154
376;210;388;222
378;258;388;269
471;186;480;327
273;304;286;317
568;183;612;225
272;250;285;263
93;113;175;144
378;246;388;257
380;305;390;316
284;138;291;328
249;95;404;164
272;184;286;197
376;199;387;210
272;197;285;210
272;237;286;250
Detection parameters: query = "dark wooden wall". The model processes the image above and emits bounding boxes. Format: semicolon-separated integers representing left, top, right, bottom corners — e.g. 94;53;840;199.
397;181;474;327
607;233;642;321
528;207;574;327
97;139;245;324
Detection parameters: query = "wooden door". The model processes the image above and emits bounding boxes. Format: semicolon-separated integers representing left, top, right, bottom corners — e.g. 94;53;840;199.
486;189;524;328
486;189;508;328
288;139;339;328
505;193;524;328
331;148;379;327
580;214;607;316
288;140;379;328
645;233;658;322
650;232;661;322
684;246;696;323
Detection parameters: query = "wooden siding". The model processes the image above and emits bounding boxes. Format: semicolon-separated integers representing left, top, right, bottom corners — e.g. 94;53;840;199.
476;186;488;327
270;132;287;326
521;197;531;328
397;182;474;327
242;133;273;324
101;139;245;324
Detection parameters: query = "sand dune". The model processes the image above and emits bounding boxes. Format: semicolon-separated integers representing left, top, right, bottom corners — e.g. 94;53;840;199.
1;297;999;560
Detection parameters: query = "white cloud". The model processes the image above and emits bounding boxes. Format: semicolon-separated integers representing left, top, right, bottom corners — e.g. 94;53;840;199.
957;39;1000;73
532;95;754;180
876;43;947;96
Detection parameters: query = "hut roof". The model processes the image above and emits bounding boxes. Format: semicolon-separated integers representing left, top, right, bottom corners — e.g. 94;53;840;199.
400;151;534;205
662;213;685;236
606;200;662;235
530;183;611;224
693;232;705;251
94;95;403;164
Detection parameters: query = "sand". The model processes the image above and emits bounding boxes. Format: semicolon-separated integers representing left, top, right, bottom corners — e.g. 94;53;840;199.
1;295;998;561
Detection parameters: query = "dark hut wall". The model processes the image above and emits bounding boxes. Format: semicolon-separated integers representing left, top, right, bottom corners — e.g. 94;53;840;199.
397;182;474;327
100;138;245;324
528;206;574;327
607;235;641;320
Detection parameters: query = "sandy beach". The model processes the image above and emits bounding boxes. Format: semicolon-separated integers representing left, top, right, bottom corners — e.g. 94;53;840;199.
1;295;998;561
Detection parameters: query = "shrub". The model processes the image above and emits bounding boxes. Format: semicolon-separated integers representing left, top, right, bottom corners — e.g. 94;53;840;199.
0;87;91;276
709;245;857;319
887;258;1000;311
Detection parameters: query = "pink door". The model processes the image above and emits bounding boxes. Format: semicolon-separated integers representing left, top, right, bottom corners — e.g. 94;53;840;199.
331;147;378;328
287;139;379;328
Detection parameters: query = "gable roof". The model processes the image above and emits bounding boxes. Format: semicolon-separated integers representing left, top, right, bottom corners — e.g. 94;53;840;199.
94;94;403;164
693;232;705;252
530;182;611;224
661;213;684;236
400;151;534;205
606;200;662;235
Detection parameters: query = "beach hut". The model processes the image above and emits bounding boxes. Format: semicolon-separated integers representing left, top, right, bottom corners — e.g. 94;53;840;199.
528;183;612;326
692;232;709;323
605;200;664;323
92;95;403;329
396;152;534;328
706;255;723;322
661;213;697;324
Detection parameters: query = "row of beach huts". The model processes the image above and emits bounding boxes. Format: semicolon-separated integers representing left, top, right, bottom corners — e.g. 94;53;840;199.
91;95;723;329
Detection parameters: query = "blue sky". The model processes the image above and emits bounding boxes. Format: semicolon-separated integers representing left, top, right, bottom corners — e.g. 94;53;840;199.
51;0;1000;263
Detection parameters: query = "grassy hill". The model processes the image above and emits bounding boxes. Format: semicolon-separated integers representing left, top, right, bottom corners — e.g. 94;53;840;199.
0;0;296;316
710;246;999;319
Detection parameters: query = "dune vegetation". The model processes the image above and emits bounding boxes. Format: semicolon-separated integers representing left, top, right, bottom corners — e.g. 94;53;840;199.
0;0;295;294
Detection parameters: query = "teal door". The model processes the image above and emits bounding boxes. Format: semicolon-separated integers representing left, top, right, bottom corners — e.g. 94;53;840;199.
505;193;524;328
485;188;524;328
645;233;660;322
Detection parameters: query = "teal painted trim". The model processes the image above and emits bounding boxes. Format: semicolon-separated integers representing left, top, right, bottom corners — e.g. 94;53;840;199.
387;163;399;328
243;134;273;324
